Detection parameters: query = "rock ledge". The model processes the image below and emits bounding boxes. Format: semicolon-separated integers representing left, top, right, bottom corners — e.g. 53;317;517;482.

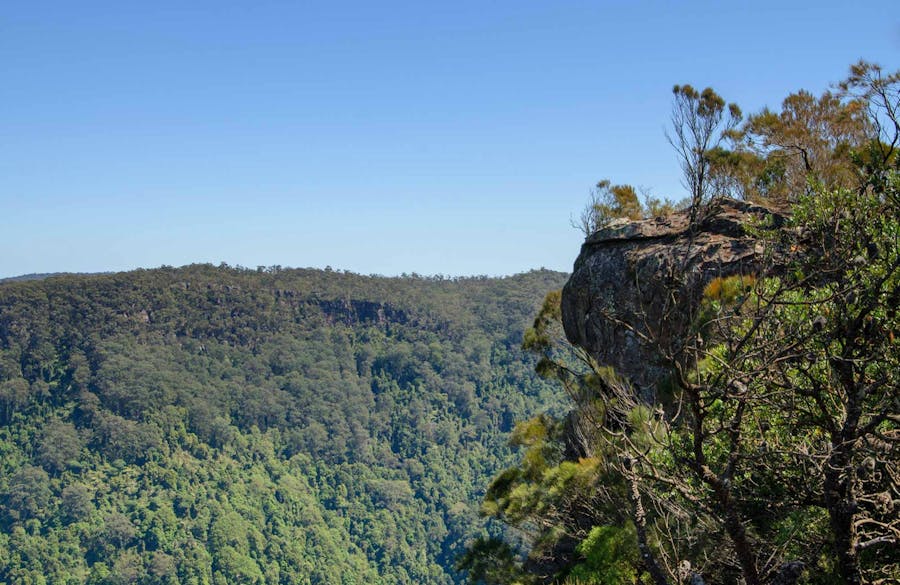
561;199;785;393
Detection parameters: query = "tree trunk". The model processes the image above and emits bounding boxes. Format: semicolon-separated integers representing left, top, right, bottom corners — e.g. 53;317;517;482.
826;360;863;585
824;454;862;585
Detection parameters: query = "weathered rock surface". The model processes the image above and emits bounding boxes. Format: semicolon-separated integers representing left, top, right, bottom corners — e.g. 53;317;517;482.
561;199;785;395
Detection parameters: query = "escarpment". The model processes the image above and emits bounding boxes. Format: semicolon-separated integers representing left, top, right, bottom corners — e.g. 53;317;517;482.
561;199;786;396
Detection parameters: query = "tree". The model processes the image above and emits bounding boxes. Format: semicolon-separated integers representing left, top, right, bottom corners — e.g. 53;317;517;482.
456;537;526;585
146;551;177;584
101;512;137;550
60;484;94;524
738;89;868;201
775;180;899;584
667;85;742;223
574;180;642;237
574;180;678;237
37;418;84;475
3;466;52;524
838;60;900;176
0;377;32;424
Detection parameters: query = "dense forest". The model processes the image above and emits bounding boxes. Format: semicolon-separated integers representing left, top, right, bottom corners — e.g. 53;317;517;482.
0;265;569;584
461;62;899;584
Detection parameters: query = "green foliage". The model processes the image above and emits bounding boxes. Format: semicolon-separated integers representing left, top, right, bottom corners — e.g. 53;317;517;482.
3;465;51;523
38;418;84;475
468;286;635;582
679;60;899;207
565;524;639;585
573;180;679;237
738;89;869;201
455;537;527;585
589;180;643;223
0;266;568;584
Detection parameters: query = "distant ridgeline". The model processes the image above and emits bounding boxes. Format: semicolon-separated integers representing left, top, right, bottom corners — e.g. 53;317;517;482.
0;264;568;585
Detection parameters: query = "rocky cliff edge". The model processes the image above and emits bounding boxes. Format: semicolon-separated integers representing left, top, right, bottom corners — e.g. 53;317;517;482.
561;199;786;395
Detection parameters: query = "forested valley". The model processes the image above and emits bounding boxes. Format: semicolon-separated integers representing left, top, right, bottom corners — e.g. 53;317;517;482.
0;265;568;584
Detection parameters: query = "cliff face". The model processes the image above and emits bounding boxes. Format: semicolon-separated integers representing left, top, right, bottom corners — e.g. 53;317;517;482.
561;199;785;394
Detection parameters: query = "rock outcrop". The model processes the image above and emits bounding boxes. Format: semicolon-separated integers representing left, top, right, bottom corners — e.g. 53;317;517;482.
561;199;785;395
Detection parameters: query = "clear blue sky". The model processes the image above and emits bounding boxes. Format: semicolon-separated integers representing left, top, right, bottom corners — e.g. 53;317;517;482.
3;1;898;278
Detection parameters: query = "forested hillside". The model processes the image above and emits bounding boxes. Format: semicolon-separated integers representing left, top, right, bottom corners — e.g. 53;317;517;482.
0;265;568;584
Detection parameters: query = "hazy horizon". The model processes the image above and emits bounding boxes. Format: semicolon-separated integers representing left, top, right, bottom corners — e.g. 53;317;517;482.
1;262;571;282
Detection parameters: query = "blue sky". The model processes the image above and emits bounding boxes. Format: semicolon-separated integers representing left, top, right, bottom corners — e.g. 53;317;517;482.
2;1;898;278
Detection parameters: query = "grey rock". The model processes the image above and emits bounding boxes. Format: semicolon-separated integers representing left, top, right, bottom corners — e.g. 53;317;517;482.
561;199;785;396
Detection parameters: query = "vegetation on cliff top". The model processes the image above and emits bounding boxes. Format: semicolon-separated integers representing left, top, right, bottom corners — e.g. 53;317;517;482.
463;61;899;585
